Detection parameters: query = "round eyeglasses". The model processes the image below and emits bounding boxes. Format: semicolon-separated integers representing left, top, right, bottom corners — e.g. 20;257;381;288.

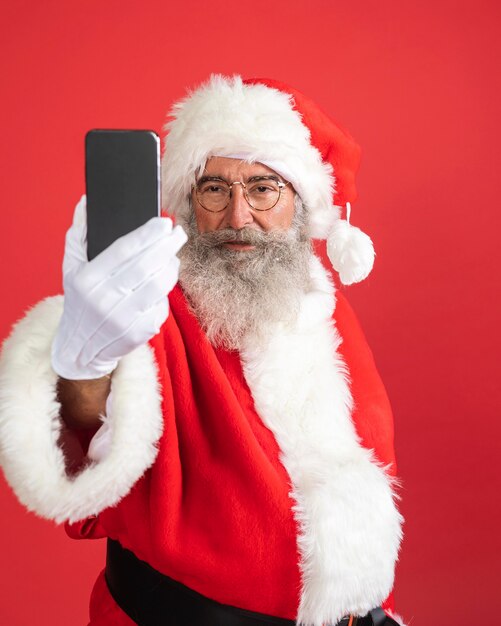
195;177;290;213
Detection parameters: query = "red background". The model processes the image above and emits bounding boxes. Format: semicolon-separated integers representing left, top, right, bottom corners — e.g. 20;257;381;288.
1;1;500;624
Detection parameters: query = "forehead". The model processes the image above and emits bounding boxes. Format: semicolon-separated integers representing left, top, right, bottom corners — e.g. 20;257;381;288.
201;156;281;180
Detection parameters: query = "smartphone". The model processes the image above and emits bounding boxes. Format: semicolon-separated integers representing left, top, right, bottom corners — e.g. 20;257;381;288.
85;129;161;260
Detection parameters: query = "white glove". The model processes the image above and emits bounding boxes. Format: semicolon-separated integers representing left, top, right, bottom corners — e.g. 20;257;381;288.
51;196;187;380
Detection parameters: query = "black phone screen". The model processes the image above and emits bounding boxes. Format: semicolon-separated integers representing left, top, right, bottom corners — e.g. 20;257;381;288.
85;129;160;260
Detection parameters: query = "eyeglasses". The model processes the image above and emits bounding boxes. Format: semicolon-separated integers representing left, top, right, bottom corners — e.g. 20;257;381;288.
195;176;290;213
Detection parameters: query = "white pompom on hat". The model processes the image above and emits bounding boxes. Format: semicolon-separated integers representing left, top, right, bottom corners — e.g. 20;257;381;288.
162;74;375;285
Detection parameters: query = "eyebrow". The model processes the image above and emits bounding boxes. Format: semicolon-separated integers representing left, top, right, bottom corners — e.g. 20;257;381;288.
197;176;226;185
197;174;283;185
247;175;282;183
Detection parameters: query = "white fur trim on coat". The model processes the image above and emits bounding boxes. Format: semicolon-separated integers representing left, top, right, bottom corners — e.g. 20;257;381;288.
162;74;338;238
0;296;163;524
241;257;403;625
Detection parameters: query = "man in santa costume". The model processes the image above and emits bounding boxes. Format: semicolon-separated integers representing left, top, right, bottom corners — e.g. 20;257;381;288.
0;76;404;626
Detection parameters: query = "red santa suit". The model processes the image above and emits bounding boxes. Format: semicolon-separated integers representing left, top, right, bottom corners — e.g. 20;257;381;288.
0;260;401;625
66;256;398;625
0;76;403;625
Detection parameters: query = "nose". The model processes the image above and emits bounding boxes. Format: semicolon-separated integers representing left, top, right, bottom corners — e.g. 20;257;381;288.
224;183;254;230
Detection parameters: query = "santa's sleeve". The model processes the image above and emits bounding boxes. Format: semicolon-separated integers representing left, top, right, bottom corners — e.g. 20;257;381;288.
334;290;403;620
0;296;163;524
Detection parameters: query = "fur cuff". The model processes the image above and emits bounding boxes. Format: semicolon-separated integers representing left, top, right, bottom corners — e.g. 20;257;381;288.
0;296;163;523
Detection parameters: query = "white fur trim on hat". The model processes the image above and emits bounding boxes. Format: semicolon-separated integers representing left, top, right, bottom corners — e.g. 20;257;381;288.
0;296;163;523
162;74;337;238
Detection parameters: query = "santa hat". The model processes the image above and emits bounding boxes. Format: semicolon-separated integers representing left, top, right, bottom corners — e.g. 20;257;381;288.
162;74;375;285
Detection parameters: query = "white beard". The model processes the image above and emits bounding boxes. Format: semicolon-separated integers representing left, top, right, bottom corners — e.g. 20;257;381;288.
178;211;312;351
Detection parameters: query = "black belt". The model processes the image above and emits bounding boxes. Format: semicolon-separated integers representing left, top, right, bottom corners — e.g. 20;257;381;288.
105;539;398;626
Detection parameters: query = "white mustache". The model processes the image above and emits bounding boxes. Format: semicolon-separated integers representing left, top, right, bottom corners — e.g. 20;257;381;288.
194;228;280;249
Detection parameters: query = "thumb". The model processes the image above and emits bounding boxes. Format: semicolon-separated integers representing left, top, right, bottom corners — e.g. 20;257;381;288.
63;195;88;275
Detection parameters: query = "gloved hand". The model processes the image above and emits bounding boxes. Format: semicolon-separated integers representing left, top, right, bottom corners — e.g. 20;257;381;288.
51;196;187;380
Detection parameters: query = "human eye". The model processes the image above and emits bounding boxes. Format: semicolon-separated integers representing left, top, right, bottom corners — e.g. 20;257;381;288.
199;181;228;194
248;180;278;194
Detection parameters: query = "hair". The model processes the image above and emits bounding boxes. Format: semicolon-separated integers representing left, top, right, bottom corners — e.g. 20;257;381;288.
177;193;313;351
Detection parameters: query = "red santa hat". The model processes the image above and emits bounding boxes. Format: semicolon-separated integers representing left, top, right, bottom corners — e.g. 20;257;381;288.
162;74;375;285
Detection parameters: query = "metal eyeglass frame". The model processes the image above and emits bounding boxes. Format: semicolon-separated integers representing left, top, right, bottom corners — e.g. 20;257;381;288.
195;178;290;213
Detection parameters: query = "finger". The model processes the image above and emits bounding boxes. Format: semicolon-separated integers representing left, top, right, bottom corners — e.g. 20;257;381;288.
97;255;179;331
72;195;87;229
63;196;88;275
106;234;181;293
123;257;180;312
90;217;174;277
67;236;179;348
83;298;169;364
78;220;185;295
168;225;188;256
76;254;179;362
